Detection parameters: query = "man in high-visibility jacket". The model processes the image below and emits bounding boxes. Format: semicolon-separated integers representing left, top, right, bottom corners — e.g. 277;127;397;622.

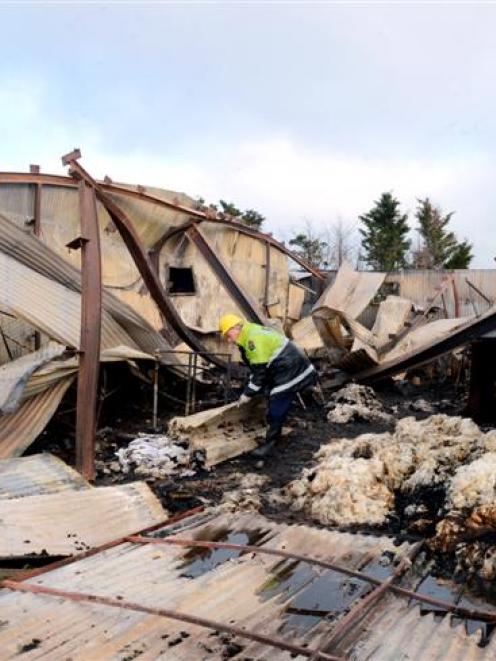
219;314;316;458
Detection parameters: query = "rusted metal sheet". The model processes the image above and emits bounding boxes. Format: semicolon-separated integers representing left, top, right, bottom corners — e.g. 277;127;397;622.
0;246;134;350
383;269;496;319
0;511;413;659
358;305;496;383
0;211;176;362
0;453;90;499
0;482;166;557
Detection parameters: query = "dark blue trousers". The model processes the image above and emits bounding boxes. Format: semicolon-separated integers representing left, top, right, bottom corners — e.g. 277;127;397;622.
266;391;296;443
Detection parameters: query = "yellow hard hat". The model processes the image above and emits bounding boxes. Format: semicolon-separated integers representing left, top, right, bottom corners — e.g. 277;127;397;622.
219;313;243;336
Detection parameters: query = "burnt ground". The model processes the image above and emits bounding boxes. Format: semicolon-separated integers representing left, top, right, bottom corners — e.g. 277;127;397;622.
27;367;470;524
50;372;470;521
145;378;468;534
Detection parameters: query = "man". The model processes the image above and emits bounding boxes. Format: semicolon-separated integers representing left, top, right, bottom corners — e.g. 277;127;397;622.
219;314;316;458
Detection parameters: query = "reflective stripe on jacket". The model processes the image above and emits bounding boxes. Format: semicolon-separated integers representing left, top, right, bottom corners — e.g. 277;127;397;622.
236;323;316;398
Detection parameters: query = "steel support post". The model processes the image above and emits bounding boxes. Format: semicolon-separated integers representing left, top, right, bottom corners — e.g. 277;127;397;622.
263;240;271;314
74;178;102;480
32;173;42;350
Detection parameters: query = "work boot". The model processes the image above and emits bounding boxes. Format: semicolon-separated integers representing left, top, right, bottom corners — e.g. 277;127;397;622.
251;439;276;459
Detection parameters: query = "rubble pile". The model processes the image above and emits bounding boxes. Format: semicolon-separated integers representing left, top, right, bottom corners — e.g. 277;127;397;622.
114;434;203;479
281;415;496;529
326;384;393;424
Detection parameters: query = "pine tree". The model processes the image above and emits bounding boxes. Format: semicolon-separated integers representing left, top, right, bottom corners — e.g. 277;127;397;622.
412;197;473;269
289;225;328;268
359;192;411;271
219;200;265;229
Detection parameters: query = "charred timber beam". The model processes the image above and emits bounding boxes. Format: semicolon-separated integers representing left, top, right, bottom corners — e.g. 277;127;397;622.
185;223;266;324
0;171;324;280
357;307;496;384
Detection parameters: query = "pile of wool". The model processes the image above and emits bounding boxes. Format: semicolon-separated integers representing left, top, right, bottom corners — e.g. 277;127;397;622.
115;434;202;479
220;473;270;512
326;384;393;424
287;455;393;526
446;453;496;512
281;415;490;528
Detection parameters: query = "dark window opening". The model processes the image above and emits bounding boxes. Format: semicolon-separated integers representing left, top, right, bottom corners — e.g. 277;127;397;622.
167;267;196;295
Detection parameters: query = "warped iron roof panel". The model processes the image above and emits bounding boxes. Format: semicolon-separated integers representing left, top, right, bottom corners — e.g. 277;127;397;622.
0;454;90;499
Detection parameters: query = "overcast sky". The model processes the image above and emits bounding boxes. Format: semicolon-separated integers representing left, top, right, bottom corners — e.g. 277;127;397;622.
1;2;495;266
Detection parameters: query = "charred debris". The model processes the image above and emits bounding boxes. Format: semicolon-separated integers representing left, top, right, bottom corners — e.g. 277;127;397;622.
1;152;496;657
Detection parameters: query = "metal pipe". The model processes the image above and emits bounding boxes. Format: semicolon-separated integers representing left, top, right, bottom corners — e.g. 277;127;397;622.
185;353;193;416
191;351;197;413
152;356;159;430
225;353;232;405
1;580;341;660
264;240;271;313
126;536;496;624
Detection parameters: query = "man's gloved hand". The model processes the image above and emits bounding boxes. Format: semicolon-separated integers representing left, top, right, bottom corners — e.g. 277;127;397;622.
236;393;251;407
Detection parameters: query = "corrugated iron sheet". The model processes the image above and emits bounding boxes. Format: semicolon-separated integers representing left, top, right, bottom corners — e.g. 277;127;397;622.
0;482;166;557
385;269;496;319
0;376;74;459
0;212;176;361
0;247;136;351
0;511;414;659
0;342;65;413
345;597;496;659
0;453;90;499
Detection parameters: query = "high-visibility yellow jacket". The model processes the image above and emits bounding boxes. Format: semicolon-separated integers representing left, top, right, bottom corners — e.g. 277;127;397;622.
236;323;316;398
